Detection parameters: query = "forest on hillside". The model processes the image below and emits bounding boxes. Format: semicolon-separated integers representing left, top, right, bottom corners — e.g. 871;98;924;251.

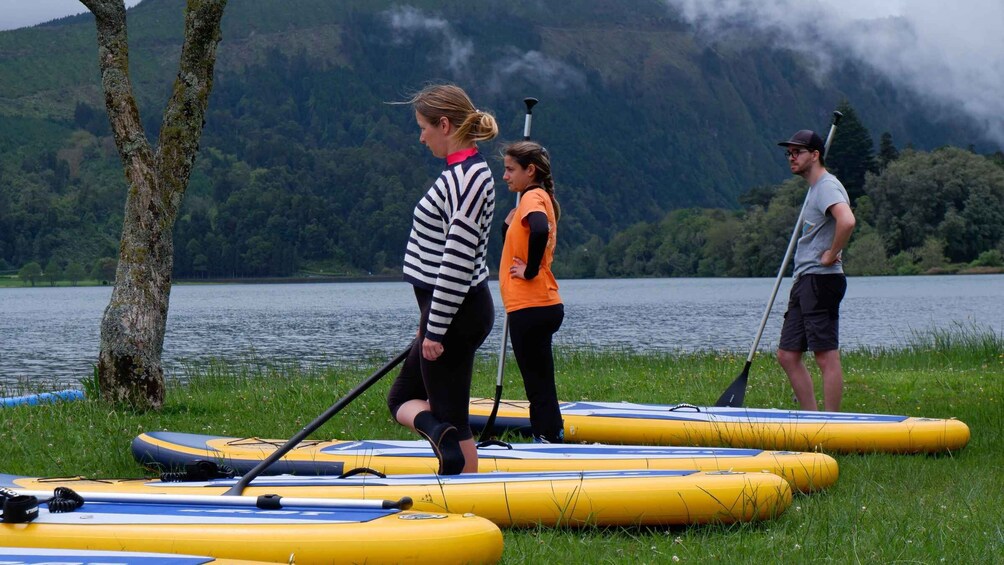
2;0;1002;283
8;98;1004;285
551;102;1004;278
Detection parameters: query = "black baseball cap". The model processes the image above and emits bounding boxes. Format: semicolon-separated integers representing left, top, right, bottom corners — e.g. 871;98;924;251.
778;130;825;154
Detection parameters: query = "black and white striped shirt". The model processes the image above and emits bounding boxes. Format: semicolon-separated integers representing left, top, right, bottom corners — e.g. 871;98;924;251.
403;151;495;342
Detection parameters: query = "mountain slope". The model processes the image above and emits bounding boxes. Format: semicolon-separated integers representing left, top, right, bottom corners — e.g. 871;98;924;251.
0;0;992;276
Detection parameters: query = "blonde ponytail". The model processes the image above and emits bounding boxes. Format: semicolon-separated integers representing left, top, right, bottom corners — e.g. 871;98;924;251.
401;84;498;144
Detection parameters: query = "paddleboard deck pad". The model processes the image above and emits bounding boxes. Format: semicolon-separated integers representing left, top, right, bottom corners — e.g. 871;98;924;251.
0;489;501;565
468;398;970;453
131;431;837;492
0;547;274;565
2;468;792;527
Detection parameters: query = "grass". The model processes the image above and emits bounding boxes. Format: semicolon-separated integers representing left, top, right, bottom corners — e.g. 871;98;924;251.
2;329;1002;563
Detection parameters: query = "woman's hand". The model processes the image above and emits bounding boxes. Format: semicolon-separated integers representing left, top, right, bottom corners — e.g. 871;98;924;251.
509;257;527;279
422;337;444;361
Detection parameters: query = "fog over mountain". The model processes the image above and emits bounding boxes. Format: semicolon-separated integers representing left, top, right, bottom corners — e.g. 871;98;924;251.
666;0;1004;149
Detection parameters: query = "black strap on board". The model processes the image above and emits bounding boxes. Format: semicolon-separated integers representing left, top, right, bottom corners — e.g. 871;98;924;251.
1;494;39;523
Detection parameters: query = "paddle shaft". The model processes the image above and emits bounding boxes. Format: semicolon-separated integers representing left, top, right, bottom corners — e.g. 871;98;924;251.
16;489;412;510
478;97;538;444
716;111;843;407
224;344;412;495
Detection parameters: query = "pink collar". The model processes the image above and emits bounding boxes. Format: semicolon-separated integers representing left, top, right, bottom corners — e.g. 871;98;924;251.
447;147;479;165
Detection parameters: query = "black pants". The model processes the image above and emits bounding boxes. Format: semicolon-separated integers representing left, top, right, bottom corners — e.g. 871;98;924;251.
387;284;494;440
508;304;564;442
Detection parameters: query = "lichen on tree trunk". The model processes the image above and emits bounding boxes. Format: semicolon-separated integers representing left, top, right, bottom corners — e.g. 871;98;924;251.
84;0;227;410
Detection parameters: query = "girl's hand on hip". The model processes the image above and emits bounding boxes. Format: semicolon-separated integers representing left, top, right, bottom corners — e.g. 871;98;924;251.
509;257;527;279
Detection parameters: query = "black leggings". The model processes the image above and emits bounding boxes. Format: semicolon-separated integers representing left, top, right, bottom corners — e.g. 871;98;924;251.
387;284;494;440
508;304;564;442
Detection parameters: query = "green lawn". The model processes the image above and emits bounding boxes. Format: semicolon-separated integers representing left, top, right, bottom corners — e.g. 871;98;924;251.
3;329;1002;563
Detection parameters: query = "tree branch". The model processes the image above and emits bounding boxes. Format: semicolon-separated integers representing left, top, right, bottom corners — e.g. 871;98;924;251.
79;0;154;187
157;0;228;216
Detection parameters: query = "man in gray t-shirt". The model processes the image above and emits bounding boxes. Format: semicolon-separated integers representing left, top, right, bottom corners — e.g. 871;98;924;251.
776;130;856;412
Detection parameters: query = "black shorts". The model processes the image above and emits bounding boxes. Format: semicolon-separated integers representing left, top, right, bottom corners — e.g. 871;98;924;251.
778;273;846;353
386;283;494;440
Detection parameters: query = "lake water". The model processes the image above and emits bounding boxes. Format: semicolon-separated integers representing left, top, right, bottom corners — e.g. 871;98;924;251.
2;275;1002;389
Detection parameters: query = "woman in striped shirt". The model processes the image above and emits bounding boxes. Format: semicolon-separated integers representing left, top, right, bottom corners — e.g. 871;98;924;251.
387;84;498;475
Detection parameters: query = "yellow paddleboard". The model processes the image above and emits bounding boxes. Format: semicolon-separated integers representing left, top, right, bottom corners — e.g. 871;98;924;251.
0;491;501;565
0;546;280;565
469;398;970;453
4;469;792;528
132;431;838;492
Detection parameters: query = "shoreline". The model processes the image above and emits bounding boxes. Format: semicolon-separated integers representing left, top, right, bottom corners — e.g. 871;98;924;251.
2;267;1002;289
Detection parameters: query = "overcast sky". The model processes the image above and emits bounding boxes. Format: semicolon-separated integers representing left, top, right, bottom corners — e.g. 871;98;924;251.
2;0;1002;148
0;0;142;31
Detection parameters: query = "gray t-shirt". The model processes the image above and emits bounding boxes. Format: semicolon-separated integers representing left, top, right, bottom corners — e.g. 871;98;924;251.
793;171;850;279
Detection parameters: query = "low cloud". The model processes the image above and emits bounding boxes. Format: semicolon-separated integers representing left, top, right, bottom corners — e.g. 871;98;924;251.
487;49;587;95
666;0;1004;149
383;6;586;96
384;5;473;74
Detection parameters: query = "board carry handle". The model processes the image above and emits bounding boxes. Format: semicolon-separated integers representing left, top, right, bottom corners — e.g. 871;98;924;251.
475;438;514;450
338;467;388;479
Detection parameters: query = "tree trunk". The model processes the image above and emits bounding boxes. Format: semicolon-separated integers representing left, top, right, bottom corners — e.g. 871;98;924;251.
83;0;227;409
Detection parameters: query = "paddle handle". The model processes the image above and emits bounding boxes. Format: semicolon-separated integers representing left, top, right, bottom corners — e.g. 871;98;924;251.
523;97;538;138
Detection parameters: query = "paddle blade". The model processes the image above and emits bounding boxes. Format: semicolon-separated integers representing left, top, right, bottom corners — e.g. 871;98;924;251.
715;363;750;407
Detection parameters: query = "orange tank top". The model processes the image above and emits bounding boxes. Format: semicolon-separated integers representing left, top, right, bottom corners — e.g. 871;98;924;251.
499;188;562;313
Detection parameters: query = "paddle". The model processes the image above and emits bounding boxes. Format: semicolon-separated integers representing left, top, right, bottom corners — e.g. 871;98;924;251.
223;344;412;495
14;488;413;510
715;110;844;408
478;96;538;445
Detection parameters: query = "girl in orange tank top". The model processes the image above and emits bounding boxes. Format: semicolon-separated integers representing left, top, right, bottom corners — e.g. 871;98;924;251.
500;141;565;443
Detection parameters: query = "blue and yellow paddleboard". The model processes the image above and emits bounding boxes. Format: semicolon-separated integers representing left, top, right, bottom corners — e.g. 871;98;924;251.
0;491;501;565
3;468;792;528
0;546;275;565
469;398;970;454
131;431;837;492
